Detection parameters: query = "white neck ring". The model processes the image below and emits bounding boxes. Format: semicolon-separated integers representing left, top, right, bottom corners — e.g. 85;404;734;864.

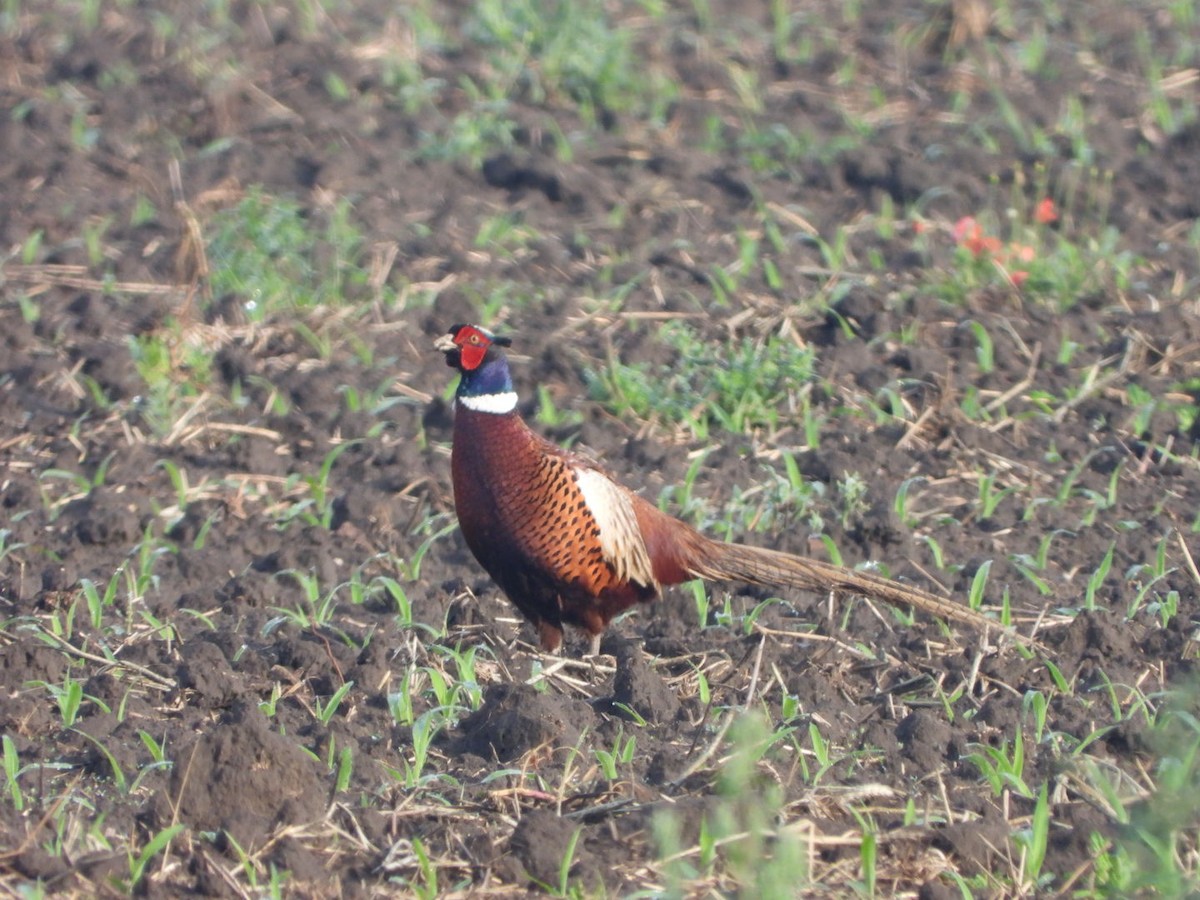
458;391;518;414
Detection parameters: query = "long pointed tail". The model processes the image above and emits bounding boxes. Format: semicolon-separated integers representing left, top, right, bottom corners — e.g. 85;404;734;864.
685;536;1017;638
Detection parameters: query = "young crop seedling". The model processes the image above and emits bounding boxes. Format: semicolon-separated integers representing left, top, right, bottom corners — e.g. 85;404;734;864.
332;742;354;793
38;451;117;514
1084;542;1116;612
594;727;637;781
33;672;87;728
1009;553;1054;598
387;709;443;790
124;823;187;893
301;440;362;530
1013;783;1053;893
967;559;993;611
965;729;1034;800
3;735;30;812
267;569;339;631
977;469;1018;521
314;680;355;726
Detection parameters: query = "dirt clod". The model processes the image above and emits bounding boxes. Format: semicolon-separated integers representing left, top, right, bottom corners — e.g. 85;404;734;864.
458;683;595;762
159;704;327;850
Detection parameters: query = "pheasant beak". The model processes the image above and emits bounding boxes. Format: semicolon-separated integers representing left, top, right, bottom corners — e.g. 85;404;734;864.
433;333;457;354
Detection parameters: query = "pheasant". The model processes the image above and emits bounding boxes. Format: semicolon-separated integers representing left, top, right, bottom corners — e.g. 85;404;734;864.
435;323;1013;654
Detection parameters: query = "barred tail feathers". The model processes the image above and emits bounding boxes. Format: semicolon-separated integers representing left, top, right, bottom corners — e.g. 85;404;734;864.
631;492;1013;638
684;537;1007;635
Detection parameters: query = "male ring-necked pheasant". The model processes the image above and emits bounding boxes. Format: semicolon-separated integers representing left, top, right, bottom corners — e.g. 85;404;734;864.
436;323;1011;654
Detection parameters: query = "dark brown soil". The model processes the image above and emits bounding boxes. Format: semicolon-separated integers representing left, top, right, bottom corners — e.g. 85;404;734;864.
2;2;1199;896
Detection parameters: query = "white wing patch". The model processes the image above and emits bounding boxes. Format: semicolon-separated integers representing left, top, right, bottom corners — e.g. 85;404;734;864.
573;467;657;589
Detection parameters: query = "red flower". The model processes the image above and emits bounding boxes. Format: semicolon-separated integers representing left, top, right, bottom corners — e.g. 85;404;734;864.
1034;198;1058;224
1010;270;1029;288
953;216;998;257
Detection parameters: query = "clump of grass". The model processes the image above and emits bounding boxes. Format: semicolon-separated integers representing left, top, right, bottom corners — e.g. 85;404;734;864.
653;711;809;896
129;330;213;438
587;322;817;440
390;0;675;164
465;0;672;124
416;90;519;165
205;188;387;321
715;455;827;538
1078;682;1200;896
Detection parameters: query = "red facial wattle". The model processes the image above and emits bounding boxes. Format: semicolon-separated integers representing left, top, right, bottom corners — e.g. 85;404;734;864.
458;341;487;370
455;326;491;371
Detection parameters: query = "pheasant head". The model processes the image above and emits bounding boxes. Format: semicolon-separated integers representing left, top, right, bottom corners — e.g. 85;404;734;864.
435;323;516;414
